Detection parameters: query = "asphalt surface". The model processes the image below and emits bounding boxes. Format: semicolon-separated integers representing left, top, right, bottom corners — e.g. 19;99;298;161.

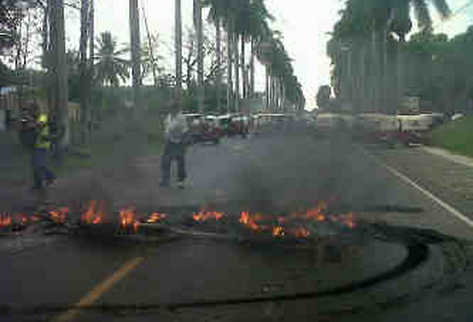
1;131;473;322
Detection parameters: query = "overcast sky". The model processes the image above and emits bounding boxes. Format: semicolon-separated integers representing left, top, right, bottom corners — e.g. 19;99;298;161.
65;0;473;110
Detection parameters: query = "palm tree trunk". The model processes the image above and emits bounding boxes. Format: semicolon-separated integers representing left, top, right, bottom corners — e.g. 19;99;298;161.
382;27;389;113
241;35;246;99
250;37;255;97
371;27;380;112
226;30;233;112
397;35;405;112
175;0;183;107
80;0;89;144
129;0;141;113
265;66;269;110
234;33;240;112
88;0;95;134
215;18;222;113
50;0;69;156
195;0;204;113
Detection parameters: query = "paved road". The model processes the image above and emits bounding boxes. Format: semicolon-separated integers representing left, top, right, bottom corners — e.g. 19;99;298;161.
1;133;473;322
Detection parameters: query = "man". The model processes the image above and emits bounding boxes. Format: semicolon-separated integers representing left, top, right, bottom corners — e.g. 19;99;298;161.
31;111;56;190
160;107;189;188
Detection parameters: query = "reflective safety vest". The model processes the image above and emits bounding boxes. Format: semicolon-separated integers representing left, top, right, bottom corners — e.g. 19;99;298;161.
35;120;51;150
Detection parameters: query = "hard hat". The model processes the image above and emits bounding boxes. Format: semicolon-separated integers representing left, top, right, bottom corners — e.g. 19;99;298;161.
38;113;48;124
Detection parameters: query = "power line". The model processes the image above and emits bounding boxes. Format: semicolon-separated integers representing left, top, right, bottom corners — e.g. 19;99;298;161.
433;1;473;30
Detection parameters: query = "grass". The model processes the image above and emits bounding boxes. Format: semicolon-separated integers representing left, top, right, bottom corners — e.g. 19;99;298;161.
431;116;473;158
0;114;165;184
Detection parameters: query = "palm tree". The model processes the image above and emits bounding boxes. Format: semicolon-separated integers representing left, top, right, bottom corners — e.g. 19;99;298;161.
390;0;451;112
175;0;183;106
79;0;90;142
329;0;450;113
129;0;141;111
203;0;230;111
248;0;272;97
94;32;129;87
193;0;204;112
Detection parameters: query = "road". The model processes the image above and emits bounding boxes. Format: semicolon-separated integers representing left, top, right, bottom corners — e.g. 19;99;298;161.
1;131;473;322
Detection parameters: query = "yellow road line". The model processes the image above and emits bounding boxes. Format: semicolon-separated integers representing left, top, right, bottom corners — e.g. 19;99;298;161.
54;257;144;322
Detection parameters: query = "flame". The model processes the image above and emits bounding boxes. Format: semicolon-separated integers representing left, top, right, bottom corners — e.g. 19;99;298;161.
192;210;224;222
238;201;357;239
298;201;327;221
48;207;69;224
81;200;106;225
14;213;28;225
147;212;167;223
239;211;261;231
290;227;311;238
119;207;140;233
272;226;285;238
0;213;12;228
342;212;356;229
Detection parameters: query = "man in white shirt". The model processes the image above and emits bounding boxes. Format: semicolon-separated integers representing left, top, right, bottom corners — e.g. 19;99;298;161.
160;106;189;188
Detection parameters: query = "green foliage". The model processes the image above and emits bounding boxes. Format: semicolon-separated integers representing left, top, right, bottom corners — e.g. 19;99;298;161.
94;32;130;87
432;117;473;157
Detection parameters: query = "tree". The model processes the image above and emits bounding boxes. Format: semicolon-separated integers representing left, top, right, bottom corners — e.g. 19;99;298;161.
94;32;129;87
49;0;69;153
328;0;451;113
193;0;204;112
129;0;141;111
175;0;182;107
141;31;163;86
316;85;331;110
142;7;162;87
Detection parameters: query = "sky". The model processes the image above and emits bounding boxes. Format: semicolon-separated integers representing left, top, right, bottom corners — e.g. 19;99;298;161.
64;0;473;110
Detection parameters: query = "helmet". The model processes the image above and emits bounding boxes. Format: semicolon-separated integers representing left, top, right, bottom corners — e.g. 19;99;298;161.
37;113;48;124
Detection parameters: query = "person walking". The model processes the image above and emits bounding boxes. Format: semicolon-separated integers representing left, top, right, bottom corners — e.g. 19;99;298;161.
31;111;56;190
160;106;189;189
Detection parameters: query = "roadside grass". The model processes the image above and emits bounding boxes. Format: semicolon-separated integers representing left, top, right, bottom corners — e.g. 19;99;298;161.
431;116;473;158
0;114;164;183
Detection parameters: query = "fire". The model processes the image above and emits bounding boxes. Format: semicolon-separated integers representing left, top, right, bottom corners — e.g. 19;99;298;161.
272;226;285;238
342;212;356;229
15;213;28;225
119;207;140;233
239;211;262;231
81;201;106;225
291;227;311;238
297;201;327;221
48;207;69;224
192;210;224;222
0;213;12;228
147;212;167;223
238;201;357;239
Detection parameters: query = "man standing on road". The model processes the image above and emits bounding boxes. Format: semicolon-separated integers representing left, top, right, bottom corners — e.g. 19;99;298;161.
31;110;56;190
160;104;189;189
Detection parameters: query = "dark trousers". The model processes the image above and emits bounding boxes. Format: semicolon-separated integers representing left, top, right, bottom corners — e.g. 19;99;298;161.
32;148;56;188
160;141;187;184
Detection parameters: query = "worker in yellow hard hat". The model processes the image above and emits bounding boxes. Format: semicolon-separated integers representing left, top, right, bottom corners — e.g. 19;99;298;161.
31;110;56;190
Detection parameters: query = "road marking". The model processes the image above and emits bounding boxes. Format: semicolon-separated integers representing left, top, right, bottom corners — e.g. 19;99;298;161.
54;257;144;322
363;149;473;229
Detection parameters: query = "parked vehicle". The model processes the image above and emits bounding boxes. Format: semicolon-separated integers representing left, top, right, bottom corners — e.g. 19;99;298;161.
187;114;222;145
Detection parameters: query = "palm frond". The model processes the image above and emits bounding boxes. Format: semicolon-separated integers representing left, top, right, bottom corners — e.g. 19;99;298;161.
430;0;451;19
412;0;432;30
